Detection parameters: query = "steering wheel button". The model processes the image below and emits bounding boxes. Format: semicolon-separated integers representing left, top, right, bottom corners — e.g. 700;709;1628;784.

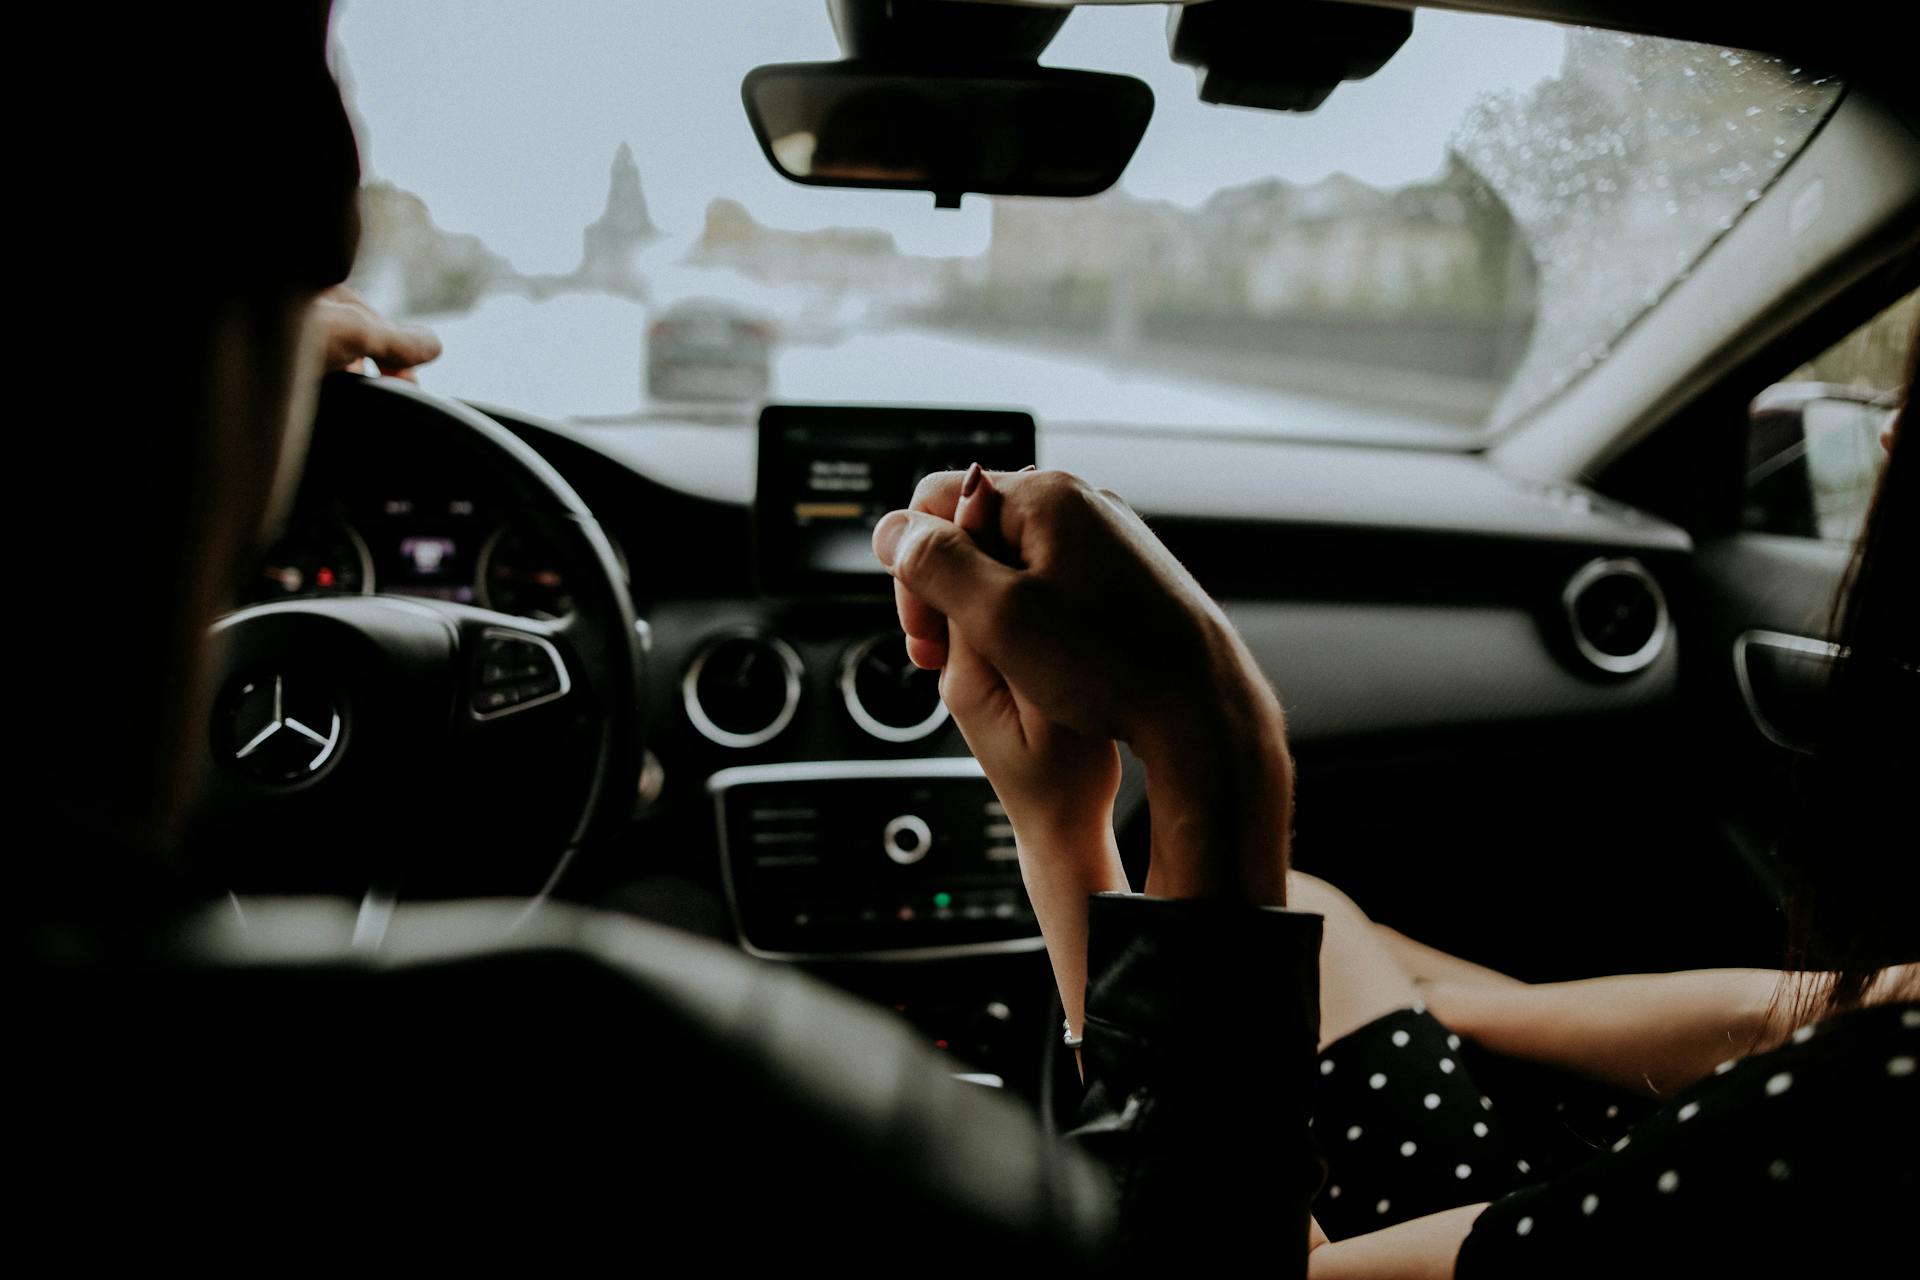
468;628;571;720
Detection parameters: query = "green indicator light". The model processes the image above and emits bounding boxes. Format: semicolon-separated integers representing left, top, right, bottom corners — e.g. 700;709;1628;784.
933;892;953;909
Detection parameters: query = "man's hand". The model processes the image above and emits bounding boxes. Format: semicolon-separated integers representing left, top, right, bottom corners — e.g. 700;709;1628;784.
873;468;1293;904
312;285;442;379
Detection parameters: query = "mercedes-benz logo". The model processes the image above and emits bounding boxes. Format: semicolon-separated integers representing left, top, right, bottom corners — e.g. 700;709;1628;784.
225;673;342;782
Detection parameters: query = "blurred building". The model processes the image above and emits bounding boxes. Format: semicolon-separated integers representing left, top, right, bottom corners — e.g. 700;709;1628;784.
348;182;514;317
979;159;1527;324
575;143;660;298
693;198;942;299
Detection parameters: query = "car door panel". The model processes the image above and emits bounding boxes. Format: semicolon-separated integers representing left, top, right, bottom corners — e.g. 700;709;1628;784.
1680;532;1851;900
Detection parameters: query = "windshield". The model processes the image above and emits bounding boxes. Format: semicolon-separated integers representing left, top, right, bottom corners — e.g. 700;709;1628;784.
333;1;1842;445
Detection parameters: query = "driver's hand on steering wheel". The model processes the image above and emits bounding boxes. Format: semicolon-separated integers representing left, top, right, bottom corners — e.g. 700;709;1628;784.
313;284;443;380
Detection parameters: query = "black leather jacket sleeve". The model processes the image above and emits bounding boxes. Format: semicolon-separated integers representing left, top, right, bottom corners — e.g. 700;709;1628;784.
1063;892;1326;1277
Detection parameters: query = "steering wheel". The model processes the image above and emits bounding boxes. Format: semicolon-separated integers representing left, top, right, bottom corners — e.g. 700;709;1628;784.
187;374;645;914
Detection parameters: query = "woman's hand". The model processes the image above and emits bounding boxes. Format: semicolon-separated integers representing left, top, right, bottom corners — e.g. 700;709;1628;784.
938;467;1123;841
878;469;1250;748
873;467;1293;905
938;466;1129;1037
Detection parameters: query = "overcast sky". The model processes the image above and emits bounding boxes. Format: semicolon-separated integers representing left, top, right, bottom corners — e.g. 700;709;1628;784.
332;0;1566;272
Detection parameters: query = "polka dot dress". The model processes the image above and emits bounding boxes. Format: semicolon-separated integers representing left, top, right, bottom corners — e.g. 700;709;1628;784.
1312;1007;1543;1239
1454;1000;1919;1275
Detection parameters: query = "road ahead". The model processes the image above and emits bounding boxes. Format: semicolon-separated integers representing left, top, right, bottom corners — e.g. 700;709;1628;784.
421;290;1454;442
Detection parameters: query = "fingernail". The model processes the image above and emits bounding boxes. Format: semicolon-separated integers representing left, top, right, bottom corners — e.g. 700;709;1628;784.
1018;464;1037;472
961;462;983;499
872;510;909;568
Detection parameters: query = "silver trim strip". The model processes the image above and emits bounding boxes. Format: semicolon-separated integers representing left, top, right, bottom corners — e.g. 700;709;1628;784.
682;630;805;749
340;517;377;596
351;885;396;952
708;757;985;790
732;935;1047;965
1732;629;1841;753
1561;556;1671;676
840;633;951;744
473;521;508;612
709;758;1043;963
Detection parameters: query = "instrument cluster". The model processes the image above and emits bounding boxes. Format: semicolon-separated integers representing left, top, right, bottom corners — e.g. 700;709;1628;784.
249;496;578;622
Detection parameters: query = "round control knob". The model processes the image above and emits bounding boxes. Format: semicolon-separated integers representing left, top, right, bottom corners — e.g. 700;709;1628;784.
882;814;932;866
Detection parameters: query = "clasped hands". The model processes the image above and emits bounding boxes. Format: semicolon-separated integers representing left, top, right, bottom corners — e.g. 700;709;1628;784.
872;466;1294;910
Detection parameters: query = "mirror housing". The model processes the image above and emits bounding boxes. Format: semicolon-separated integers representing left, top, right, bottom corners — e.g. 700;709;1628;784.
1169;0;1413;113
741;61;1153;208
1746;382;1896;539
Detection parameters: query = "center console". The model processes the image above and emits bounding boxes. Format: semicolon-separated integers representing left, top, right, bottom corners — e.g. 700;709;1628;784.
684;404;1050;1089
711;759;1040;959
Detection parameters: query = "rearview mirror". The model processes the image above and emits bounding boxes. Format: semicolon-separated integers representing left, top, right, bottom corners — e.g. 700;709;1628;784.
742;61;1153;208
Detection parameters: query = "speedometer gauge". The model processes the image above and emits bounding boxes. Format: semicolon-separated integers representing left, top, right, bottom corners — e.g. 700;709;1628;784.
249;519;373;602
476;523;574;620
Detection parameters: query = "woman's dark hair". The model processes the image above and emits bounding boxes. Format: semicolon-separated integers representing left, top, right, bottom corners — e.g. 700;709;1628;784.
1780;318;1919;1018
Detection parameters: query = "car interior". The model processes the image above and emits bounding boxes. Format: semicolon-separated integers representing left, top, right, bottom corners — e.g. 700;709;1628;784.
25;0;1917;1244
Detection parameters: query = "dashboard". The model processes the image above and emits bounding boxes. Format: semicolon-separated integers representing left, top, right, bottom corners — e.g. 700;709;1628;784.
270;389;1711;1094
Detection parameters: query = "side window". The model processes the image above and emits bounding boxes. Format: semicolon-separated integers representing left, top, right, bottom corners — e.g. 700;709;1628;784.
1745;287;1915;541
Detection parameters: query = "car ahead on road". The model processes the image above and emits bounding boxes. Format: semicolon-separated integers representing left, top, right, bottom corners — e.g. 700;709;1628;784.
24;0;1918;1266
646;297;776;403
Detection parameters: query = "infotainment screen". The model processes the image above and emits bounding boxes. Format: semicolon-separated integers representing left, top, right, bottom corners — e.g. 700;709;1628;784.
755;404;1036;597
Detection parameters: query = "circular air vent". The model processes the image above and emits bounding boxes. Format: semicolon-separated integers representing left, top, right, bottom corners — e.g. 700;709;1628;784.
683;631;804;748
841;633;949;743
1562;557;1669;676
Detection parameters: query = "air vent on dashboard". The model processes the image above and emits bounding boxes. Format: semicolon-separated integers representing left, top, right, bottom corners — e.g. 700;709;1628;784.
1562;557;1669;676
842;633;950;743
683;631;804;748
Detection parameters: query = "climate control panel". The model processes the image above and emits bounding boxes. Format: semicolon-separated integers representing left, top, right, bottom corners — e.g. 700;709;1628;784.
710;759;1039;960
